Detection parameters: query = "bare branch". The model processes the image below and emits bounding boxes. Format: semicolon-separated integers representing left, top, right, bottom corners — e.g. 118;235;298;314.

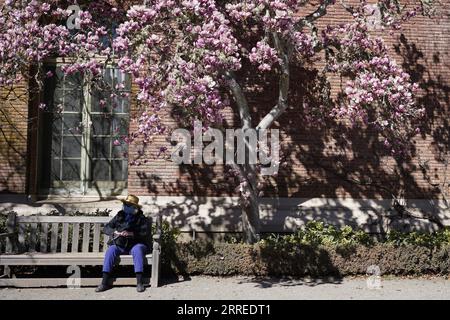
224;71;252;129
298;0;336;28
256;32;290;130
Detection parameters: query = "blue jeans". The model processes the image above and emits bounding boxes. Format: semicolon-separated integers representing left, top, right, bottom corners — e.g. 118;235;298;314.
102;243;148;273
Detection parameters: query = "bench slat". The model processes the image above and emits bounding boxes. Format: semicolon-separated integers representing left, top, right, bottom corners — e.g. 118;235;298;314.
40;223;48;253
61;223;69;253
0;253;153;266
71;223;80;253
6;212;16;253
50;223;59;253
18;223;27;252
29;223;37;252
17;216;112;223
93;224;100;253
102;233;109;252
82;223;90;253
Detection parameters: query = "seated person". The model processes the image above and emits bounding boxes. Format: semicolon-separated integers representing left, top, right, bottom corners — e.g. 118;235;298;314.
96;195;150;293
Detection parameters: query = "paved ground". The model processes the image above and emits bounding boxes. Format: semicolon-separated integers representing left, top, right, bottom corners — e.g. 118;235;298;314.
0;276;449;300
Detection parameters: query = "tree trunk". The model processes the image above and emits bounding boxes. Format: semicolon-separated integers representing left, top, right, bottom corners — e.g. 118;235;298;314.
240;152;261;243
242;195;261;243
240;162;261;243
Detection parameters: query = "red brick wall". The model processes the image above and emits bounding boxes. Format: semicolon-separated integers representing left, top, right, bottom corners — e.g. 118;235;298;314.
0;79;30;194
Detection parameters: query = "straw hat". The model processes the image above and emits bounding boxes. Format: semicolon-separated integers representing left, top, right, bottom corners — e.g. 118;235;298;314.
120;194;142;209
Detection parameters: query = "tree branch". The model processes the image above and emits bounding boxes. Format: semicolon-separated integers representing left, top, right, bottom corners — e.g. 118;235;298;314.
298;0;335;28
225;70;252;129
256;32;290;130
257;0;335;130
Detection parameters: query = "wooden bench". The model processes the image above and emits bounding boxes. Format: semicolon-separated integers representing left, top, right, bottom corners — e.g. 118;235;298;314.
0;212;162;288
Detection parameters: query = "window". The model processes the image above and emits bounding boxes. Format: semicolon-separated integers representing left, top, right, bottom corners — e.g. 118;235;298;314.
38;65;131;196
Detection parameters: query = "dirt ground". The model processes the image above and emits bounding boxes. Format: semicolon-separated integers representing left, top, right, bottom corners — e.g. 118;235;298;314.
0;275;449;300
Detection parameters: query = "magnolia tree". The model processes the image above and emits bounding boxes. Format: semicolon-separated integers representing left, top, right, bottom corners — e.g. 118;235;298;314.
0;0;436;242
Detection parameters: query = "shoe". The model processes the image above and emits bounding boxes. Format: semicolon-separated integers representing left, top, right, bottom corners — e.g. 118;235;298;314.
136;283;146;293
95;284;112;292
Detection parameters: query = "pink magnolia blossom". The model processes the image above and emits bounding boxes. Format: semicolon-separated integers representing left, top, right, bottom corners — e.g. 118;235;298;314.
0;0;432;206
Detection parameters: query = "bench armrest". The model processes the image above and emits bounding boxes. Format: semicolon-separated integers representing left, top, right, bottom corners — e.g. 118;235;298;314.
152;233;161;241
152;214;163;243
151;214;163;254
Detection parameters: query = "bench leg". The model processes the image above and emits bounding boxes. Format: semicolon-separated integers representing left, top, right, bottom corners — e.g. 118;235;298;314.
151;243;160;287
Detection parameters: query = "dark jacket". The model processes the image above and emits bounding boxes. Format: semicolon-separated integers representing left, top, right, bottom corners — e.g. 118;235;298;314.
103;210;151;250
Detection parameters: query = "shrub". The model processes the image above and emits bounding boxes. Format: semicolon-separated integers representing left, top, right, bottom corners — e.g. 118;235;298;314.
162;241;450;277
42;209;112;216
0;212;8;233
257;222;450;248
386;228;450;247
259;221;373;248
158;221;450;277
431;246;450;273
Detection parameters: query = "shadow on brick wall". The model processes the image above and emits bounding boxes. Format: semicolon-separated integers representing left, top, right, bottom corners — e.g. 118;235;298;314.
136;33;449;235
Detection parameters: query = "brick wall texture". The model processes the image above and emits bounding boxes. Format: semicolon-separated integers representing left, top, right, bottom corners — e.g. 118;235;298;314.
0;79;29;194
0;0;449;201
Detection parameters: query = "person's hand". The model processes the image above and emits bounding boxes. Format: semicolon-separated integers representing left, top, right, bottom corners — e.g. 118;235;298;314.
113;230;134;237
121;231;134;237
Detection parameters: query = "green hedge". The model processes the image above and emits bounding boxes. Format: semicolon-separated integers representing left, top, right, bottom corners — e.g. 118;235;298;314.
0;213;7;233
163;242;450;277
259;221;450;247
159;221;450;277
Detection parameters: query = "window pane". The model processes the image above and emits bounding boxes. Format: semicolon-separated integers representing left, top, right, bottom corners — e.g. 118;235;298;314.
65;72;83;90
43;72;59;110
91;89;111;113
111;96;121;111
115;70;131;91
91;160;110;180
61;159;80;180
63;113;82;134
62;136;82;157
51;158;61;181
111;160;126;181
112;142;127;158
112;115;128;136
52;135;61;157
52;115;62;135
64;90;83;112
123;160;128;178
92;69;130;113
103;68;113;85
54;68;65;89
53;89;64;110
119;96;130;113
92;114;111;135
92;137;111;158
